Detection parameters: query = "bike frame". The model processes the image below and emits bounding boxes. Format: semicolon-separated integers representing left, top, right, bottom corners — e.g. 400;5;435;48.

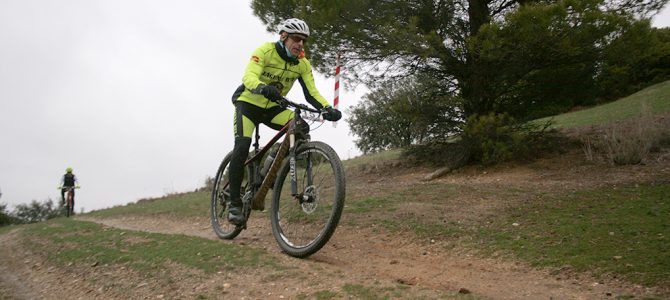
63;187;74;203
246;120;290;198
63;186;75;216
229;102;317;210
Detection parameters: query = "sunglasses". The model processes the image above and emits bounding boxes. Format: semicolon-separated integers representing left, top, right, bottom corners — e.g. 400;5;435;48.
288;34;307;44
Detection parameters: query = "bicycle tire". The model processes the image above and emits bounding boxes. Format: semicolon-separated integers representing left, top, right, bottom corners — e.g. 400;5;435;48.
66;192;73;218
270;141;346;258
210;151;247;239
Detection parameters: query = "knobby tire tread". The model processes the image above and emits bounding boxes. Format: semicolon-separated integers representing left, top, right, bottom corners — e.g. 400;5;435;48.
210;151;243;240
270;141;346;258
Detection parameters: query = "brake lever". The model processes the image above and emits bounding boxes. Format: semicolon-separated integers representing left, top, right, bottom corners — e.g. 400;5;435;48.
276;98;289;108
302;111;323;122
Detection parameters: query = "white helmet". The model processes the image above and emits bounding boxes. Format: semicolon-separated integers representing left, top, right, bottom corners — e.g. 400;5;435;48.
278;18;310;37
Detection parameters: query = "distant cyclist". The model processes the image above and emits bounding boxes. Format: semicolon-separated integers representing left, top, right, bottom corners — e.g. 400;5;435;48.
226;18;342;225
58;167;80;207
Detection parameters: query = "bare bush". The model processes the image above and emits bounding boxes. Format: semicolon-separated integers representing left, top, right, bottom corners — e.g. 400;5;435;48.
583;105;669;165
581;136;598;162
603;124;650;165
12;198;62;223
201;176;215;192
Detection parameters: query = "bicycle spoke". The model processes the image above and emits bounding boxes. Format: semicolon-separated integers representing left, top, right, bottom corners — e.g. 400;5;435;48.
271;142;345;257
210;152;246;239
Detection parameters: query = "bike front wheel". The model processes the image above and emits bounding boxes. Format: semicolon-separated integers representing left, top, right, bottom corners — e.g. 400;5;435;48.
270;141;346;258
210;151;248;239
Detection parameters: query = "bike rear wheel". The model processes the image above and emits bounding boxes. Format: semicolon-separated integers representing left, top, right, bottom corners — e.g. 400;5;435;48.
270;141;346;258
210;151;249;239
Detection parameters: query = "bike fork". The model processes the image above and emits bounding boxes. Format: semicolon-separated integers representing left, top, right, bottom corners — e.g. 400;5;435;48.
289;131;299;196
289;143;313;200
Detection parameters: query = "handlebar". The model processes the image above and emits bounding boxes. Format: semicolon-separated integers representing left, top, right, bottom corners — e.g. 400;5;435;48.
59;186;80;190
276;97;322;114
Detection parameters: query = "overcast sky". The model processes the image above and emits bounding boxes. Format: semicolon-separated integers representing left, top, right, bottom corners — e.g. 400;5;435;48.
1;1;669;212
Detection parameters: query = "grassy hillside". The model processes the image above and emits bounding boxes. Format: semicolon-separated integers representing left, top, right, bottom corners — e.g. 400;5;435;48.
538;80;670;128
85;190;209;219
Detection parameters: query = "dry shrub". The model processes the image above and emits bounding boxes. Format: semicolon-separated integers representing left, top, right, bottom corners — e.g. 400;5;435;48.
602;123;652;165
583;105;670;165
201;176;215;192
581;136;597;162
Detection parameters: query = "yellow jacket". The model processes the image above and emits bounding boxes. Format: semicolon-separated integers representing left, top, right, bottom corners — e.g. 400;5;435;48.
232;42;331;109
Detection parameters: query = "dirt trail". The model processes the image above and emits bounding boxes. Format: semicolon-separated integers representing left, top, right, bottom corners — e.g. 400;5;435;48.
77;214;655;300
2;148;668;299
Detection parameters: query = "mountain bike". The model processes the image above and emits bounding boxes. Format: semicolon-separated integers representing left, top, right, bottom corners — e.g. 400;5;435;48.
62;186;77;217
210;98;346;258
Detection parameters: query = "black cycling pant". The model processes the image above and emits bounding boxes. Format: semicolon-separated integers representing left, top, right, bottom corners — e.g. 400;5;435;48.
228;101;311;205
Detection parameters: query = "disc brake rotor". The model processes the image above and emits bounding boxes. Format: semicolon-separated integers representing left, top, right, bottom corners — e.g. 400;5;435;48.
301;185;318;213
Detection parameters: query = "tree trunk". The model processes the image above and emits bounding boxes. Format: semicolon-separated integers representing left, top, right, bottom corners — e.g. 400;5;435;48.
462;0;492;117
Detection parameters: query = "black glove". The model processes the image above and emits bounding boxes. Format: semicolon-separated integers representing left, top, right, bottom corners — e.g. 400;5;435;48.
322;106;342;121
258;85;282;102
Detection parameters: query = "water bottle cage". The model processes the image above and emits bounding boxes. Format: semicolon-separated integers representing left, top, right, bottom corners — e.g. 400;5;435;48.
260;150;277;178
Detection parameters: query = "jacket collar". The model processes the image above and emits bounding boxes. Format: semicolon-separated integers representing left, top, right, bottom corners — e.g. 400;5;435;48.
275;41;299;65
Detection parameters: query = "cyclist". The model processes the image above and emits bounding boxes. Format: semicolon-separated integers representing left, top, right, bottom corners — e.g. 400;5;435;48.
227;18;341;225
58;167;80;208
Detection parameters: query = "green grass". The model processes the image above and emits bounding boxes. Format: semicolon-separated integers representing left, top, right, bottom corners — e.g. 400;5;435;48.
19;218;282;274
86;190;209;218
0;225;14;235
339;283;481;300
342;284;386;299
306;290;339;299
536;80;670;128
342;148;403;170
345;196;398;214
372;182;670;291
471;183;670;288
